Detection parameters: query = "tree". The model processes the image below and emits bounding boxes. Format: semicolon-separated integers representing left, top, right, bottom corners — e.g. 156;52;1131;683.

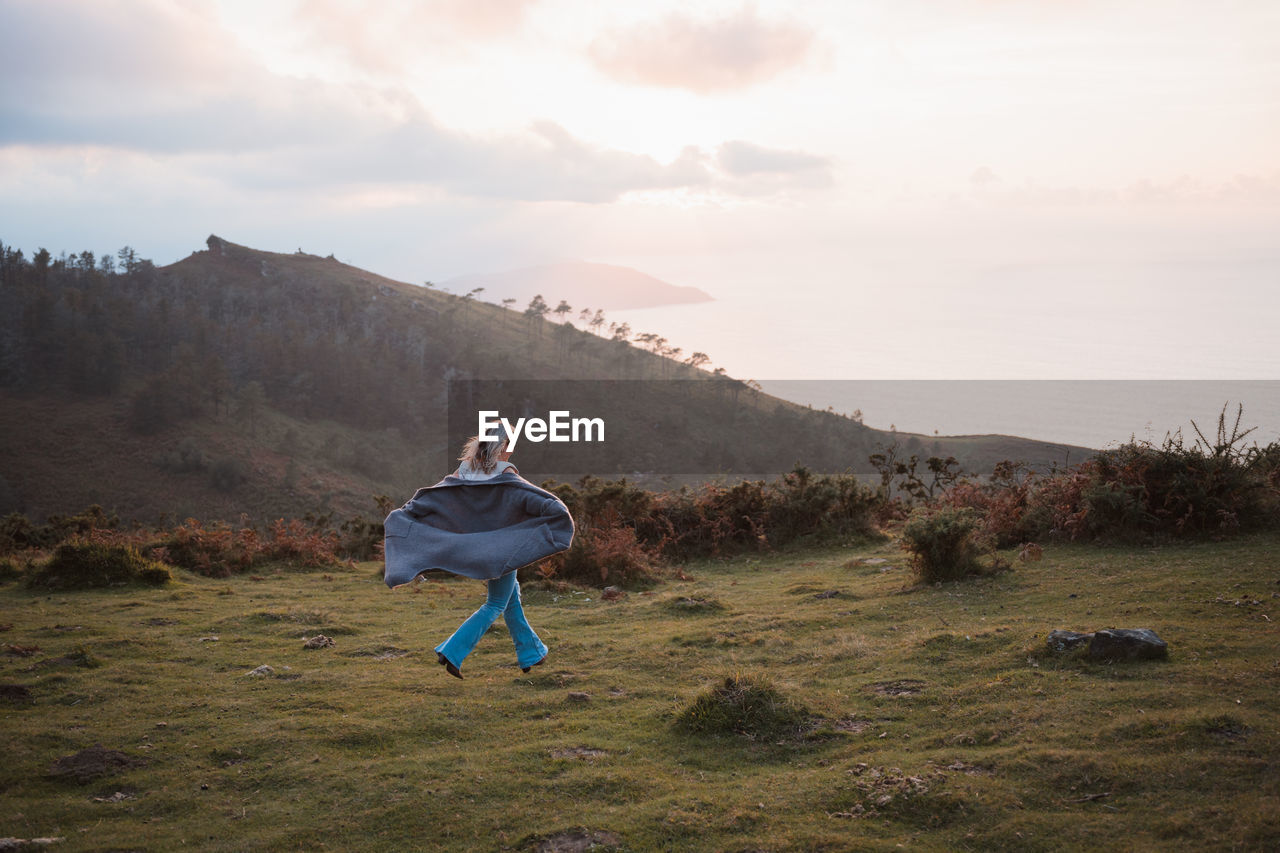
116;246;137;275
590;309;606;336
524;294;549;336
33;248;51;282
685;351;711;370
554;299;572;323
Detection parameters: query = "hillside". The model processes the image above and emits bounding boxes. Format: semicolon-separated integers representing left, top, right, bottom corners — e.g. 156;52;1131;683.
0;236;1088;522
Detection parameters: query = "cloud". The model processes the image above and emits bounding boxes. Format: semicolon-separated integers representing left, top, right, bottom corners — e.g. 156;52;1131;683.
588;6;816;94
219;119;714;203
292;0;540;76
0;0;833;203
716;140;830;178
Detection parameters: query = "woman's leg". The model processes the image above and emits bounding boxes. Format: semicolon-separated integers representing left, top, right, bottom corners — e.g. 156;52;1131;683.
434;573;518;667
501;578;548;669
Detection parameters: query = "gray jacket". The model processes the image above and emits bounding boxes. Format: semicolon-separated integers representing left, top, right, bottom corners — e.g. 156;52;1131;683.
382;471;575;587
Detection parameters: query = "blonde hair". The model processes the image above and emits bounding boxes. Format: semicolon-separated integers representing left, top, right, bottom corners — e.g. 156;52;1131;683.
458;423;509;474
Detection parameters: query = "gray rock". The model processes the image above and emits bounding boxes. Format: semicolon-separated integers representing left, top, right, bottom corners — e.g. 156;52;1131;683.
1046;629;1093;652
247;665;275;677
303;635;334;649
1088;628;1168;662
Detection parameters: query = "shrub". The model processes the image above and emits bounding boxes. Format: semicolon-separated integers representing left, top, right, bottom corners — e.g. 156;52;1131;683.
0;513;42;554
930;405;1280;545
549;506;658;588
258;518;342;569
900;506;985;583
676;671;812;740
155;517;342;577
0;555;23;581
547;468;882;570
156;436;209;473
209;456;247;492
27;542;171;589
2;506;121;554
337;495;394;560
156;518;256;577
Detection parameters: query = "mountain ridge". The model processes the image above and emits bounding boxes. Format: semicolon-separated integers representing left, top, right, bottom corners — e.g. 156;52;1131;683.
0;234;1089;522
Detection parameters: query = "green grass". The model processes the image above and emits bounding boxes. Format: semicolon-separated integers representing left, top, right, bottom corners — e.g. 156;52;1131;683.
1;533;1278;851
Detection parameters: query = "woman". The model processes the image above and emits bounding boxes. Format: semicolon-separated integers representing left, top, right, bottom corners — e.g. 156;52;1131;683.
382;424;574;680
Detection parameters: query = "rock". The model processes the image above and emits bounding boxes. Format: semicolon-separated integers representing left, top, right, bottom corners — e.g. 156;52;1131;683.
814;590;841;599
566;692;591;703
870;679;925;696
247;665;275;677
549;747;608;760
48;746;143;785
1046;629;1093;652
1088;628;1168;662
303;635;334;649
601;586;627;601
533;829;622;852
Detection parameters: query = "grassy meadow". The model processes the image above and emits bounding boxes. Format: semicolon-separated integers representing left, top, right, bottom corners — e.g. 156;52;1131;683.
2;532;1278;851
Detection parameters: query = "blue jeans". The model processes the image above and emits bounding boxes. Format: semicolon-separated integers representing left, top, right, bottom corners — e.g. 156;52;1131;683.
435;571;547;670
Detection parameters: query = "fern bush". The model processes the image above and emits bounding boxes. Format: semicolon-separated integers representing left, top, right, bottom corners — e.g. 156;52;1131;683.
27;542;171;589
900;506;985;583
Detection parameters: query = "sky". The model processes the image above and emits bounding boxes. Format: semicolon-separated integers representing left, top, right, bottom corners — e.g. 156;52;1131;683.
2;0;1279;387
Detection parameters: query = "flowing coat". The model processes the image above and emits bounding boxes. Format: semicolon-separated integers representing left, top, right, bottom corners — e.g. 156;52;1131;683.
382;471;575;588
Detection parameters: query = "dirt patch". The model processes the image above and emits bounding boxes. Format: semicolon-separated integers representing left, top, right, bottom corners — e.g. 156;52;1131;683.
870;679;925;696
834;718;873;733
664;596;724;613
344;645;409;660
142;618;177;626
530;829;622;852
0;684;33;704
549;747;608;760
938;760;993;776
48;746;144;784
829;764;946;819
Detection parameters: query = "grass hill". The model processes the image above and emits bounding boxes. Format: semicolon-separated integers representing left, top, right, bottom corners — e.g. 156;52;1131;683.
0;236;1088;523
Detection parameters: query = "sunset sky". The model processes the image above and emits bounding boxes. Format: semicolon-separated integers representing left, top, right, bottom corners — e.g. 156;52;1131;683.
2;0;1278;383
